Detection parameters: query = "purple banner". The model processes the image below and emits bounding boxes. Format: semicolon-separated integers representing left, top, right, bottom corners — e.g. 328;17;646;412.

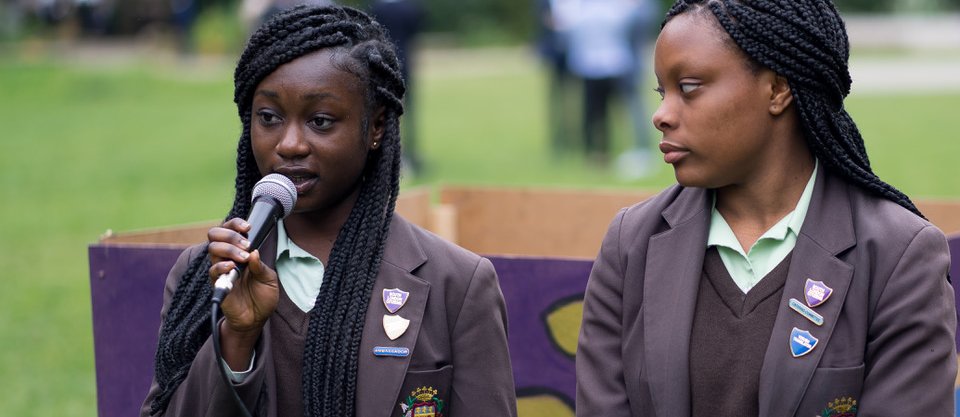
87;245;183;417
87;234;960;417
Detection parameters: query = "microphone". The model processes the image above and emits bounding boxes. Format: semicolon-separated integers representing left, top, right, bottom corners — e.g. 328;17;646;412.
211;173;297;304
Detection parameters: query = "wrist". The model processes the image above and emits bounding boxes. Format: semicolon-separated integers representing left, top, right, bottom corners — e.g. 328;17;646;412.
219;320;262;370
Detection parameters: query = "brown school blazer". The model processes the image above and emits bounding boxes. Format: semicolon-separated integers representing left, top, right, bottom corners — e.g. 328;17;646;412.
576;168;957;417
141;215;518;417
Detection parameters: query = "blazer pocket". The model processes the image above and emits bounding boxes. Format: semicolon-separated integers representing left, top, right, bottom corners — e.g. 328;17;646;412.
795;364;865;417
395;365;454;417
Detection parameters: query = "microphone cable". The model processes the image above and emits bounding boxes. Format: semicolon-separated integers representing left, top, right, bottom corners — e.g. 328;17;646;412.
211;301;255;417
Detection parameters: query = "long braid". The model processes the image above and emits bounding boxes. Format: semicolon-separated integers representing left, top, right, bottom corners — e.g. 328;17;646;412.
664;0;923;218
150;5;406;416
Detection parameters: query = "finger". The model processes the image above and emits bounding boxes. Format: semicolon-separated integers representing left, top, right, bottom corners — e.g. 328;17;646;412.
208;227;251;251
208;241;250;265
222;218;252;234
208;260;237;283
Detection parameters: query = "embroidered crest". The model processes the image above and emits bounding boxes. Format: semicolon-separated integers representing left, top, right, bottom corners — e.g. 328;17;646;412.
804;279;833;307
383;288;410;314
399;386;444;417
819;396;857;417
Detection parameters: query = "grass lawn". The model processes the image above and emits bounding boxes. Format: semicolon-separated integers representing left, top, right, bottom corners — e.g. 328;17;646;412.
0;47;957;416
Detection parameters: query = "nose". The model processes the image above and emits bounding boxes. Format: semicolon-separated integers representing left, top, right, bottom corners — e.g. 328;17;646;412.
276;125;309;159
651;98;676;133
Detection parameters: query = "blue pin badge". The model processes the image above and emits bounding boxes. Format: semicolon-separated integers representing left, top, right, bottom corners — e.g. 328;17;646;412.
804;279;833;308
373;346;410;357
790;327;819;357
382;288;410;314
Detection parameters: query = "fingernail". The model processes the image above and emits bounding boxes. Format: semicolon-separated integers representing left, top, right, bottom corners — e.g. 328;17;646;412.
240;239;250;249
241;251;249;260
240;221;250;229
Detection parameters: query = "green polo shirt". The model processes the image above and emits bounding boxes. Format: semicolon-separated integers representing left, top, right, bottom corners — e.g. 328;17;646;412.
276;219;326;313
706;161;817;293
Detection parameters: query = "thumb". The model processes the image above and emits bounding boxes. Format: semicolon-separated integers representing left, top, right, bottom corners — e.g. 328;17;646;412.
245;249;274;283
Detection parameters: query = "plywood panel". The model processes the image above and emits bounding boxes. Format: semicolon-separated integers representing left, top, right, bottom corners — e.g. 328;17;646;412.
440;187;960;257
917;200;960;236
440;187;657;258
99;187;435;245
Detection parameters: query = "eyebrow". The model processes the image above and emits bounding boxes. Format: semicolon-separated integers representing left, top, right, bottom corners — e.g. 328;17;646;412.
301;92;337;101
255;90;279;98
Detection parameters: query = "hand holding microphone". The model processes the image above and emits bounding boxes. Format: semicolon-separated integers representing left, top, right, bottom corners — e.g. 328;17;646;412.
207;174;297;330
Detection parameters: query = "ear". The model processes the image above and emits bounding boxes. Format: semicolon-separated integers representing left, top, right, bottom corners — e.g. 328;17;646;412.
369;107;386;150
769;74;794;116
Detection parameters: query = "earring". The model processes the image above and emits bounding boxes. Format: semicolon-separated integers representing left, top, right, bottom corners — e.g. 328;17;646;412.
372;141;379;148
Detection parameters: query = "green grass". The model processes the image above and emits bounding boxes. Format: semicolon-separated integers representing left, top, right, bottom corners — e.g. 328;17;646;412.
0;48;958;416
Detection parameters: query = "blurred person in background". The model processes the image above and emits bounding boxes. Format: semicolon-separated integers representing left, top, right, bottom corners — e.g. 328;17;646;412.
577;0;957;416
535;0;580;155
566;0;653;173
241;0;334;33
1;0;24;37
170;0;197;54
370;0;425;174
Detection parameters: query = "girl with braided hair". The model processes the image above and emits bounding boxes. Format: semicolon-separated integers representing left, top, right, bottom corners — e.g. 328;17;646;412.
576;0;955;416
140;5;517;417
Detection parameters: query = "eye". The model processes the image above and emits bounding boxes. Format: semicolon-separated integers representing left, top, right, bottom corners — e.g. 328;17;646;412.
680;82;701;94
307;115;334;131
257;109;281;126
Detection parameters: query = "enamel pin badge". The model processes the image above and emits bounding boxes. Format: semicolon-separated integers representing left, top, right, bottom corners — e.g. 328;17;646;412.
789;298;824;326
383;314;410;340
790;327;819;357
373;346;410;357
383;288;410;314
804;279;833;307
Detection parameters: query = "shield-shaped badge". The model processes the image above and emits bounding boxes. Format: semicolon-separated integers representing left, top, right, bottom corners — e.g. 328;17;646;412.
804;279;833;307
383;314;410;340
383;288;410;314
790;327;819;357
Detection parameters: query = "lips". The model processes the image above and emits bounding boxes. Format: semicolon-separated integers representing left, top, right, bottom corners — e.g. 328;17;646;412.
658;141;690;164
273;167;317;195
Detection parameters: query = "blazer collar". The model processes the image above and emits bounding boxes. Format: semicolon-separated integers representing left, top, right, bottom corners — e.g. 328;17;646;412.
644;186;712;417
796;167;856;256
355;214;432;417
757;168;857;417
381;215;429;274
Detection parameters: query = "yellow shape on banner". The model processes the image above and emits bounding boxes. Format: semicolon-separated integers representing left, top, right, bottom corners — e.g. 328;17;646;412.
518;394;574;417
955;355;960;388
545;300;584;356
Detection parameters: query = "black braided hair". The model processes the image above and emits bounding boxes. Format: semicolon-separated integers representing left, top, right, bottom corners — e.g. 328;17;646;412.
149;5;406;416
664;0;923;218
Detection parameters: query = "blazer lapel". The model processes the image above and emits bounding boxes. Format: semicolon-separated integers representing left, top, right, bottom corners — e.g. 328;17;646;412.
758;169;856;417
355;216;429;417
644;187;711;417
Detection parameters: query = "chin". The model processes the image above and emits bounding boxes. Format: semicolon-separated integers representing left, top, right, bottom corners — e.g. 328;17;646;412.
673;170;721;189
673;169;703;188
